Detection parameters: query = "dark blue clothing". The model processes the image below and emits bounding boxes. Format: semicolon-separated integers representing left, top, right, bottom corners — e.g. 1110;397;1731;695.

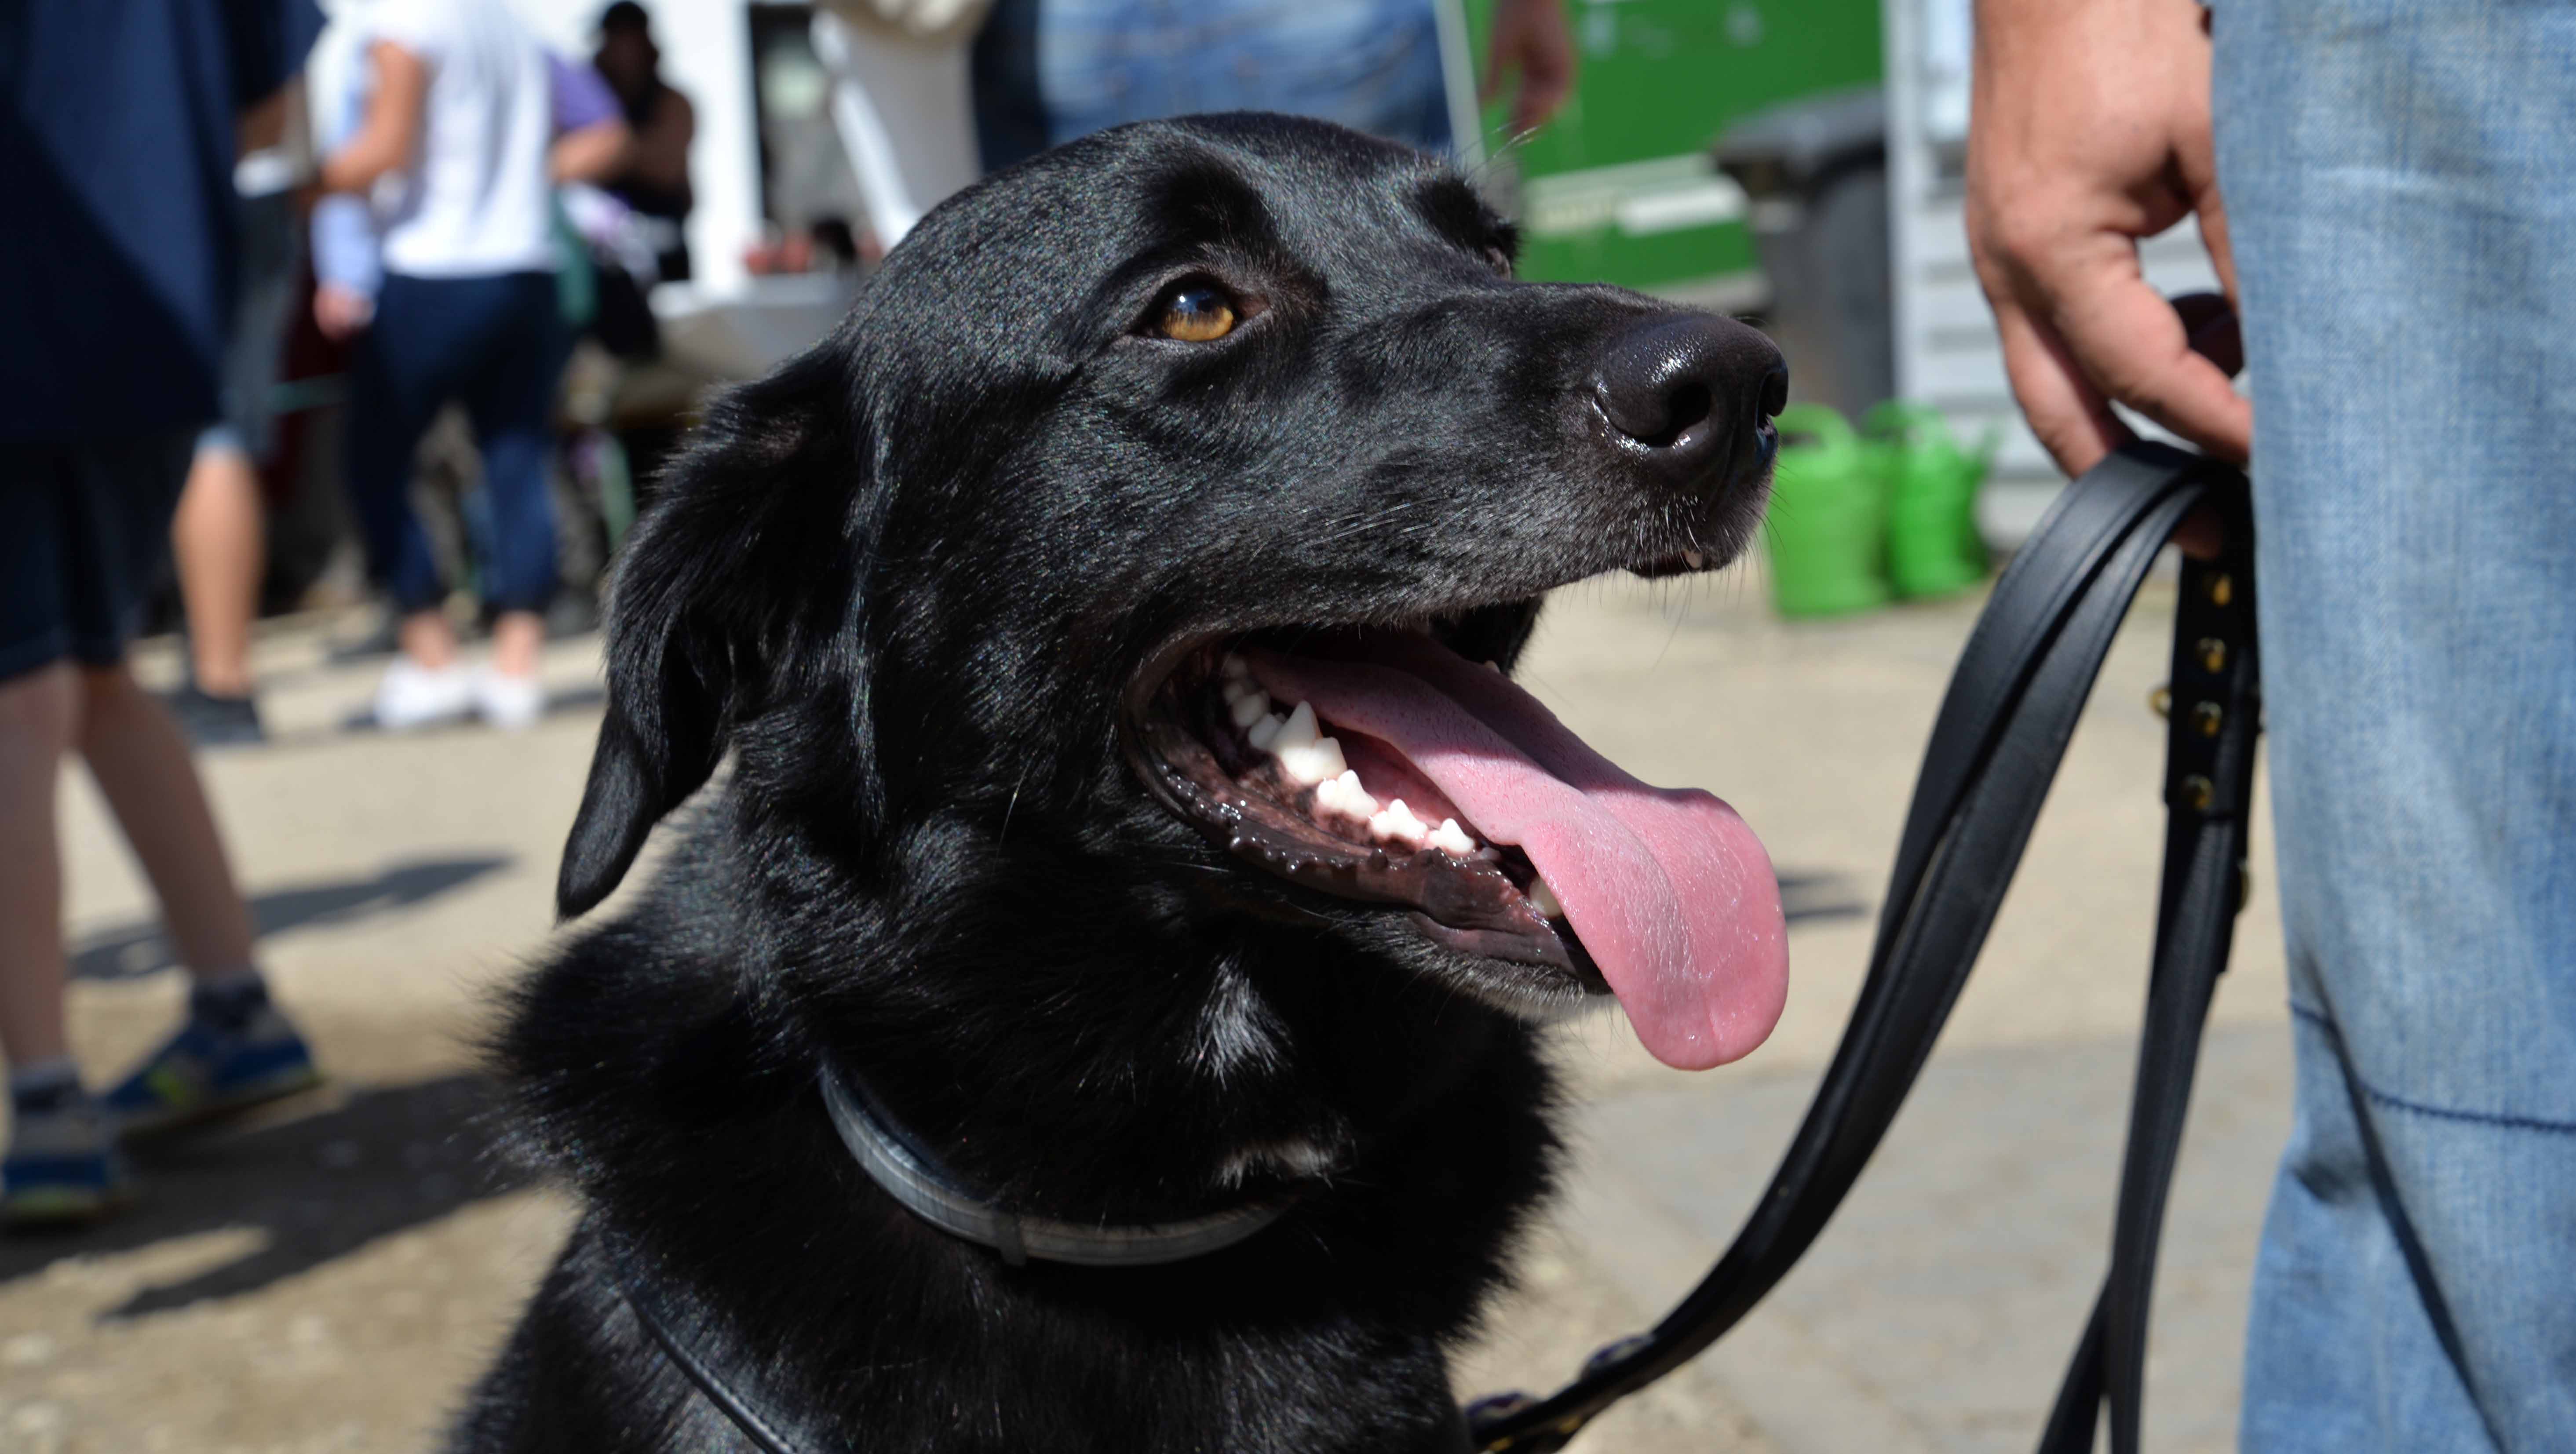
345;272;567;616
0;0;320;682
0;0;325;441
0;434;195;681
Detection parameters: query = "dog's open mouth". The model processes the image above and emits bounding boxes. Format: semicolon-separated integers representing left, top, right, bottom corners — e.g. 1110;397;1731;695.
1129;620;1789;1069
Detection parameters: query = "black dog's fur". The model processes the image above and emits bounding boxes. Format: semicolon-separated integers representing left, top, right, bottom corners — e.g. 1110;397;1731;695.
458;115;1775;1453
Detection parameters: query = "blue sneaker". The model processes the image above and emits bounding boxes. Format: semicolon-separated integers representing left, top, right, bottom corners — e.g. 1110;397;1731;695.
3;1099;131;1227
102;1004;324;1137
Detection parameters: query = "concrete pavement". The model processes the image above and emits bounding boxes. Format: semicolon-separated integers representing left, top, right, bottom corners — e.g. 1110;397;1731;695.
1;568;2295;1453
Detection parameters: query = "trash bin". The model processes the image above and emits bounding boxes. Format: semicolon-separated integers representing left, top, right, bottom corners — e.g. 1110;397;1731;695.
1712;86;1893;423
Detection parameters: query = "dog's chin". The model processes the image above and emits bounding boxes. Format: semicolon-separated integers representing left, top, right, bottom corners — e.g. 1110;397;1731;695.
1368;917;1614;1023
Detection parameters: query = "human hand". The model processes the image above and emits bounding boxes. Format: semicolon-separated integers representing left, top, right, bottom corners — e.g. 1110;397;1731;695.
1965;0;2248;478
1483;0;1576;139
314;283;375;340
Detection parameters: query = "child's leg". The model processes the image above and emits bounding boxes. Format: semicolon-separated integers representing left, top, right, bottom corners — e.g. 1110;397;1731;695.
75;663;256;979
0;662;79;1070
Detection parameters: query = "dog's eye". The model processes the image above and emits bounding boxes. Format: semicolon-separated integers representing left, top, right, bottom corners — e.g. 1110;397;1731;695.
1155;284;1238;343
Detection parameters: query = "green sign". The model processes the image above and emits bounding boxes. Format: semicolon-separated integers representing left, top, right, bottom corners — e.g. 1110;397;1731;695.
1465;0;1884;295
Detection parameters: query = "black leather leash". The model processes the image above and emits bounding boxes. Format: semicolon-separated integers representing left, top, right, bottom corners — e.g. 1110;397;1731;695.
609;441;2258;1454
1467;441;2260;1454
606;1226;816;1454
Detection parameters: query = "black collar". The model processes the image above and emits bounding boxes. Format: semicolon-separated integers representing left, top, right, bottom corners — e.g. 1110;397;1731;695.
815;1060;1288;1266
602;1060;1291;1454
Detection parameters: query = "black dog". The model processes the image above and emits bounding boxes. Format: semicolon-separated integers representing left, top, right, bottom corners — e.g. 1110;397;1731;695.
457;113;1790;1453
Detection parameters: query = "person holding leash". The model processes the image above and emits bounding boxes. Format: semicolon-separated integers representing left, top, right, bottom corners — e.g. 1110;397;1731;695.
1967;0;2576;1446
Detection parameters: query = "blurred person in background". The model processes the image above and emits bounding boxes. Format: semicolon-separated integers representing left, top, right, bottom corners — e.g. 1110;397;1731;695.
316;0;624;733
0;0;328;1226
593;1;696;284
1968;0;2576;1446
164;81;311;749
972;0;1575;171
316;49;631;334
311;39;632;636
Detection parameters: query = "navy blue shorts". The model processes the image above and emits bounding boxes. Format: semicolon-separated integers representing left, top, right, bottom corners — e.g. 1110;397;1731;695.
0;433;193;684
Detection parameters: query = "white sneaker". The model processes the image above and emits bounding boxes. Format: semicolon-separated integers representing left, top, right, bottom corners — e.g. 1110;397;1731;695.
373;660;474;730
473;668;545;732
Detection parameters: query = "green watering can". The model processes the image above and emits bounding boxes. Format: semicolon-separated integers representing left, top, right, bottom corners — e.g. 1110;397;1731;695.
1867;401;1995;600
1764;403;1891;618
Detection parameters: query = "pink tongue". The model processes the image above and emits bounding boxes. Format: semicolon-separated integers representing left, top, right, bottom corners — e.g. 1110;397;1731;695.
1245;639;1787;1069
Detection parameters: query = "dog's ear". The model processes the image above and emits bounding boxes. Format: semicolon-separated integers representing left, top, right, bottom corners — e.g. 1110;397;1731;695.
558;353;874;917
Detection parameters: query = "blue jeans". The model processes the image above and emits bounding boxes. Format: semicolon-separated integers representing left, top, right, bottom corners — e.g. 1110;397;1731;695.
2213;3;2576;1448
972;0;1452;172
344;271;565;616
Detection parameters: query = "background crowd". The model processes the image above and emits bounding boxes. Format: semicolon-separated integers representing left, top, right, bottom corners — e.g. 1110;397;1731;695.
0;0;1580;1246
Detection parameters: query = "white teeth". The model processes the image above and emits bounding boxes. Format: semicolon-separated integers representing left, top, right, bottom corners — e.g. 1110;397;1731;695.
1476;845;1503;862
1313;770;1376;819
1368;798;1430;848
1483;660;1503;672
1304;737;1350;782
1527;875;1564;918
1221;652;1251;681
1320;769;1376;819
1683;549;1706;569
1225;681;1472;856
1270;700;1318;753
1270;701;1346;785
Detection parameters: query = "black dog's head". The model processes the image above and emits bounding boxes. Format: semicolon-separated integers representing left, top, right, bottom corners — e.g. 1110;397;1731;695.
558;114;1789;1078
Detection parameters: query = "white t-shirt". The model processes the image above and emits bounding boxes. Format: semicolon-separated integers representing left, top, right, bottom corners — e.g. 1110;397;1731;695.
366;0;556;278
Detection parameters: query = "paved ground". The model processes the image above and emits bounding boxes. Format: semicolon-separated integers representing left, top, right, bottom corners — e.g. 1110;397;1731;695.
0;567;2296;1454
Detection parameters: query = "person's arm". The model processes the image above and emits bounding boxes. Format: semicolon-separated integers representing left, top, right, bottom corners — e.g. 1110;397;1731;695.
624;87;695;198
310;195;380;338
317;39;427;194
547;54;632;184
1482;0;1575;139
1963;0;2248;477
552;118;630;184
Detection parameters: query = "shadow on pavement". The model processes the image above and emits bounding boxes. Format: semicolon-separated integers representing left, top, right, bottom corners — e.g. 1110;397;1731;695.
0;1074;535;1319
70;856;513;981
22;864;1851;1321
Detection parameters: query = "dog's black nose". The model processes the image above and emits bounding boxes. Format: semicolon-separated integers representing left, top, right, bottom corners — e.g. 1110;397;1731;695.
1590;314;1788;478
